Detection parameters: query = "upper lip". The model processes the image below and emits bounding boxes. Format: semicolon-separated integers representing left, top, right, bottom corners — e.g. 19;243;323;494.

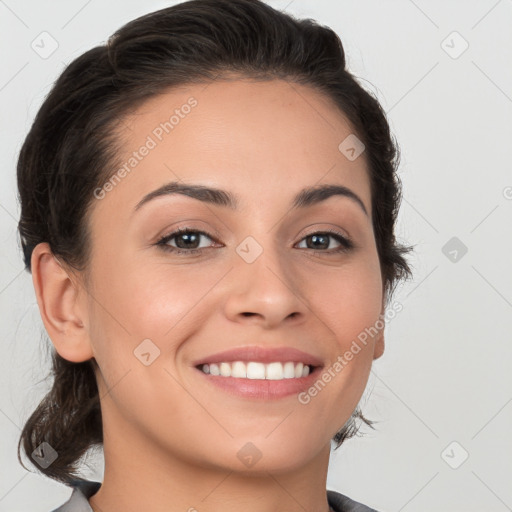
192;346;324;367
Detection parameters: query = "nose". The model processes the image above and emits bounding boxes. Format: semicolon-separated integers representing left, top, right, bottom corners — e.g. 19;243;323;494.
222;240;307;328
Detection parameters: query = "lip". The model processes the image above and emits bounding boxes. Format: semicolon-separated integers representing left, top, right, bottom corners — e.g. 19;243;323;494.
194;365;323;400
191;345;324;367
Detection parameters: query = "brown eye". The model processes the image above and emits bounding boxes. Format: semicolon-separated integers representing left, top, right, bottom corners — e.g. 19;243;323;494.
156;228;219;254
296;231;354;253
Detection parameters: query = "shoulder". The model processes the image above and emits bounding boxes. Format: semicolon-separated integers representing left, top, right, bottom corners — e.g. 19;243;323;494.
49;479;101;512
327;489;381;512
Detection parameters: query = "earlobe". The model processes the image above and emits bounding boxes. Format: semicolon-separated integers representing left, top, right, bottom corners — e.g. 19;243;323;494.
373;330;385;360
31;242;94;363
373;297;386;360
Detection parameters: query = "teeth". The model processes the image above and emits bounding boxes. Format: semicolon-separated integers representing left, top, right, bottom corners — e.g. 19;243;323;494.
266;362;283;380
247;362;266;379
283;361;295;378
200;361;313;380
220;362;231;377
231;361;246;378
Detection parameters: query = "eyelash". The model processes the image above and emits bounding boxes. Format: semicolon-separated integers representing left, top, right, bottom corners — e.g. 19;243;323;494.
155;227;355;256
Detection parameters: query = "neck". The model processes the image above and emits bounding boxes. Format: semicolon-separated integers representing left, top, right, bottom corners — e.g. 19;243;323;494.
88;411;333;512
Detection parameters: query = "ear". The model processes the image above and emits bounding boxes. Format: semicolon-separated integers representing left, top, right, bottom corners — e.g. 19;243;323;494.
31;242;94;363
373;296;386;360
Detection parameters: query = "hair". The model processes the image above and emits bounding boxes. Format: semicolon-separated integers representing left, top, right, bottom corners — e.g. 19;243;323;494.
16;0;414;486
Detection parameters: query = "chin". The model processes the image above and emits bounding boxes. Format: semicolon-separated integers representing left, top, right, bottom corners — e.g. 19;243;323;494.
206;433;329;475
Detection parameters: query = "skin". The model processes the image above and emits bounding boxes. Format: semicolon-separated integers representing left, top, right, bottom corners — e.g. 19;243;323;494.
32;78;385;512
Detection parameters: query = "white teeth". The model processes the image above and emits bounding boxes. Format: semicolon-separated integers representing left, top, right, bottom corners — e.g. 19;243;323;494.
231;361;246;378
247;362;266;379
220;362;231;377
283;361;296;378
200;361;313;380
266;362;283;380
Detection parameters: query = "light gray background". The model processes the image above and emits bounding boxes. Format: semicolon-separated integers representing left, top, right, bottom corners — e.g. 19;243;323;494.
1;1;511;511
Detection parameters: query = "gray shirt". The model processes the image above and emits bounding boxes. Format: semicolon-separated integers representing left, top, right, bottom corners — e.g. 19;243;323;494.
50;479;379;512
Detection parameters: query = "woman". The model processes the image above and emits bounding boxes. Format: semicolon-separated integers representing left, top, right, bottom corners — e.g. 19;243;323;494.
16;1;413;511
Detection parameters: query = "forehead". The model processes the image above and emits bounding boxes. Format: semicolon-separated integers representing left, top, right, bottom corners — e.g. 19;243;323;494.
93;78;371;220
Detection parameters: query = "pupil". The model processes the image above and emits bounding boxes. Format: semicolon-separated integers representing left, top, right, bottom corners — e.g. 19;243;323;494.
177;233;199;249
310;234;328;249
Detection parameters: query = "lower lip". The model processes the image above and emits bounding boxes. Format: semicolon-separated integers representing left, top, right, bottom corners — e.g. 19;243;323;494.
194;366;323;400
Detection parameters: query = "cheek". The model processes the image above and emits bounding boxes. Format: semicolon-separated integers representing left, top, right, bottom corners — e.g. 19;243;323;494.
304;256;383;347
296;255;383;413
124;261;228;337
86;256;229;381
90;246;220;332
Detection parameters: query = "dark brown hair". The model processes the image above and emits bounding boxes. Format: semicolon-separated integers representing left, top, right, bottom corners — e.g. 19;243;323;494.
16;0;413;485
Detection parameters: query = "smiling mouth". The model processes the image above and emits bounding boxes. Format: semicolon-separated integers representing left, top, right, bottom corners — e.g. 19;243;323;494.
196;361;316;380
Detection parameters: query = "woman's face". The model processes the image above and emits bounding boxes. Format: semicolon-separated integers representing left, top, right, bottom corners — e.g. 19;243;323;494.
81;78;384;473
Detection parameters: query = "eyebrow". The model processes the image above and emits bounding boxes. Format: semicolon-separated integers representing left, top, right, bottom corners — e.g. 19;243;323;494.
133;181;368;216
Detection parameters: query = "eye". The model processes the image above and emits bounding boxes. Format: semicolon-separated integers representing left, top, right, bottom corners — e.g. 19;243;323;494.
155;227;354;256
295;230;354;253
156;228;219;254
